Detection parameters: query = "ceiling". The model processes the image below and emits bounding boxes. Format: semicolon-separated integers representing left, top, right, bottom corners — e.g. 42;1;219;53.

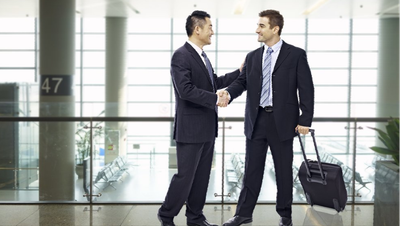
0;0;398;19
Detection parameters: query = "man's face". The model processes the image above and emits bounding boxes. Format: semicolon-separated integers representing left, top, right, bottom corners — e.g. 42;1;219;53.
256;17;275;44
197;17;214;46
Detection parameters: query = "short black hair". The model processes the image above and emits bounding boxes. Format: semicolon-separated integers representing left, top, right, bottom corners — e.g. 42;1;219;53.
259;9;284;36
185;10;211;37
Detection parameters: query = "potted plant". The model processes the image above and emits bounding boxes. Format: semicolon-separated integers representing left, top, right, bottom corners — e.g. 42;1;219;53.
368;118;399;166
368;118;399;226
75;121;104;178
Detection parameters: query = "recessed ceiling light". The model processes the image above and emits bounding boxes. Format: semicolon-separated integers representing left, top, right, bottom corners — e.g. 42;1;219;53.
303;0;330;16
233;0;248;15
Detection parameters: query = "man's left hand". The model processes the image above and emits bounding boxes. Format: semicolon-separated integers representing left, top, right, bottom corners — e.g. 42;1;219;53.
296;125;310;135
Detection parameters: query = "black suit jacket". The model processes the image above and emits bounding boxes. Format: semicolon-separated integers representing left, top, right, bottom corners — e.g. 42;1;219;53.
226;41;314;141
171;42;240;143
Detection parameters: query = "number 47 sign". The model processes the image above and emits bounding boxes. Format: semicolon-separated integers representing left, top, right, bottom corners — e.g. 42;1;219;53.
40;75;73;96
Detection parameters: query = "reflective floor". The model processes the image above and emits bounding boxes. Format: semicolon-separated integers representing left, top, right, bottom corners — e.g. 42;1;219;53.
0;204;374;226
0;153;375;203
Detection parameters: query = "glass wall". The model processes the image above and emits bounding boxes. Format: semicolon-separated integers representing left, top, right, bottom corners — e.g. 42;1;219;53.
0;16;390;204
0;118;392;204
0;17;379;118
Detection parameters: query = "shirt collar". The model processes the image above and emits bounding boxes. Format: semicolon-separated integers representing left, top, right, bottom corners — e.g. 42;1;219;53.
187;40;203;56
264;38;283;54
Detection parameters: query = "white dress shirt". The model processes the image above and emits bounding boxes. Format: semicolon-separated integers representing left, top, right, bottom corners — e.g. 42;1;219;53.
262;38;283;107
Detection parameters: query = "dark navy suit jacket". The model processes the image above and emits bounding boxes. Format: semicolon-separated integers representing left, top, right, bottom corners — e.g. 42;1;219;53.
226;41;314;141
171;42;240;143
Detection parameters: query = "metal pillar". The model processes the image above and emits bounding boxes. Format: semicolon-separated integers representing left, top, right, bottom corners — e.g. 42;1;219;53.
105;17;128;164
377;18;399;118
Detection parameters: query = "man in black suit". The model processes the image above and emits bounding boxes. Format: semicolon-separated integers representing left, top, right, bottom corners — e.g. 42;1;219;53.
220;10;314;226
157;10;242;226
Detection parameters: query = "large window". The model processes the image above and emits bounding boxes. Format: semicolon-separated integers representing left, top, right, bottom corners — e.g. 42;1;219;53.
0;16;386;203
0;17;379;119
0;16;380;155
0;16;381;158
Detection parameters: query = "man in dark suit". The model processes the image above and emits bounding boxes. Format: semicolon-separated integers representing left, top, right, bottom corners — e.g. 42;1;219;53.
157;10;242;226
220;10;314;226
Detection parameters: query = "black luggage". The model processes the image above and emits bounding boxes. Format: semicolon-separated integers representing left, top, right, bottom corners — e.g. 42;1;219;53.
297;129;347;212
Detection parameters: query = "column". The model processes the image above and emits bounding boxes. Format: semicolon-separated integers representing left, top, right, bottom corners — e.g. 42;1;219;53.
105;17;128;164
38;0;75;200
377;18;399;117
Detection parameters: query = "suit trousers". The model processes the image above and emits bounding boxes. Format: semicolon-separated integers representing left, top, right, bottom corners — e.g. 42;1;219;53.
235;108;294;218
158;140;215;223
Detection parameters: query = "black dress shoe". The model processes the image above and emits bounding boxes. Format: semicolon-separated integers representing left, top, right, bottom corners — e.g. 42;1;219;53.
279;217;292;226
187;219;218;226
157;214;176;226
223;216;253;226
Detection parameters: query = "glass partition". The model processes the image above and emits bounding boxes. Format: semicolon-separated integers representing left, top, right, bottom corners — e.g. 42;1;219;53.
0;117;396;205
355;121;392;202
0;119;38;201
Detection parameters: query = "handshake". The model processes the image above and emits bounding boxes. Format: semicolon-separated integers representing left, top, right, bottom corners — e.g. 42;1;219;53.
216;90;230;107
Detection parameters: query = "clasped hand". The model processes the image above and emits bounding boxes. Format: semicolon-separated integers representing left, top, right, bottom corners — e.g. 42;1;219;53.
295;125;310;135
216;90;230;107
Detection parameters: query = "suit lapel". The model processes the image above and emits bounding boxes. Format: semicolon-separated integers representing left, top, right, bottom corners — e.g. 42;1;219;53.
273;41;290;73
184;43;215;88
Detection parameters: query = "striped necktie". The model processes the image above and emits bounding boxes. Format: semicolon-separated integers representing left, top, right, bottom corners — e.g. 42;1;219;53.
260;47;273;107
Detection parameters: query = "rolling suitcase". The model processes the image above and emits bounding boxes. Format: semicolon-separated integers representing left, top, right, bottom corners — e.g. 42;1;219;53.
297;129;347;212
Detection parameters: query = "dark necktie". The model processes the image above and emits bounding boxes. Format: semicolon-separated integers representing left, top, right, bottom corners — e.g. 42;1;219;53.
201;51;214;88
202;51;217;112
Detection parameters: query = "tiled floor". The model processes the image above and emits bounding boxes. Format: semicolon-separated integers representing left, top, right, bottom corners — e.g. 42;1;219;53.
0;204;374;226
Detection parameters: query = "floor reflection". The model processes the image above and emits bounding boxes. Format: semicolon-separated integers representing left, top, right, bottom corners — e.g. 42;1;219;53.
0;204;374;226
302;207;343;226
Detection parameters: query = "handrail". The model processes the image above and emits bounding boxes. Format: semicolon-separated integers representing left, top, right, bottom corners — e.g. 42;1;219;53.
0;116;394;122
0;117;174;122
0;116;396;204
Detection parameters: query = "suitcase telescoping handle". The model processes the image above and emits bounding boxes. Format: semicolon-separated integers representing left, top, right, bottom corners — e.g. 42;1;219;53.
297;129;327;185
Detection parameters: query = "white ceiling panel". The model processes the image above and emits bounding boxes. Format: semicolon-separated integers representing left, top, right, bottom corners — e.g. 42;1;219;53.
0;0;398;18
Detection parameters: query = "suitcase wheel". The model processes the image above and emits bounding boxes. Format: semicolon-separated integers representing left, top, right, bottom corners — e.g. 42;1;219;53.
305;193;313;206
333;199;342;212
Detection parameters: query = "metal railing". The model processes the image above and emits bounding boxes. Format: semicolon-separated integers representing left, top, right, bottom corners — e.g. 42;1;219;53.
0;116;393;204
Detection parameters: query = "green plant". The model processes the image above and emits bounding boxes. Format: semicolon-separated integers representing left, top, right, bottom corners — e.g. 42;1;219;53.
75;121;104;165
368;118;399;166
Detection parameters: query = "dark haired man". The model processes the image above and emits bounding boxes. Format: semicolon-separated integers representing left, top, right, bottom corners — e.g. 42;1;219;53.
221;9;314;226
157;10;242;226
